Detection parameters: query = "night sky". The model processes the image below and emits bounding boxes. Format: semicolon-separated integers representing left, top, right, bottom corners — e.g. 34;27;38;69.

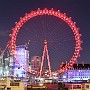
0;0;90;71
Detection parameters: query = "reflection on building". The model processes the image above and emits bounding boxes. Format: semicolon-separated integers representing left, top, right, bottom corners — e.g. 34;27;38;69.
4;58;9;76
0;64;4;76
31;56;41;72
14;45;29;78
61;64;90;82
0;45;29;78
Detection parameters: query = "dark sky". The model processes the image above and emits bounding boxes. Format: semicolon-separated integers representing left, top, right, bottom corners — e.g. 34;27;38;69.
0;0;90;71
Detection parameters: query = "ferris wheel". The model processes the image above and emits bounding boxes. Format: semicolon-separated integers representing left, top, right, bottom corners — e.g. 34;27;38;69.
10;8;82;74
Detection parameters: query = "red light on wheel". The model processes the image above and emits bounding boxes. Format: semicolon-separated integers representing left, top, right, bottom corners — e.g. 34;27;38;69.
10;8;82;75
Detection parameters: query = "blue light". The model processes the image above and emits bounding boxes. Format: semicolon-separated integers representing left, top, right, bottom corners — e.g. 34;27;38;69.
14;45;29;78
63;69;90;82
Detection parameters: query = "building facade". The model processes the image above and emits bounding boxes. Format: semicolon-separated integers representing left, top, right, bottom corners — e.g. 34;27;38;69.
61;64;90;82
14;45;29;78
31;56;41;73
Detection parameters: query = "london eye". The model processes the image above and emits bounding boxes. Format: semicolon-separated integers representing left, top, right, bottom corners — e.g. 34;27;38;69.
10;8;82;74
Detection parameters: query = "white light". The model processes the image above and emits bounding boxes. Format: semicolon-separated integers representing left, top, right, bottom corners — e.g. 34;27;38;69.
39;83;44;86
40;78;44;81
45;73;47;75
33;72;35;74
53;76;58;79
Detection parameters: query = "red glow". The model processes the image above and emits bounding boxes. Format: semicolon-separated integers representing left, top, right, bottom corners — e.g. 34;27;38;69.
10;8;82;75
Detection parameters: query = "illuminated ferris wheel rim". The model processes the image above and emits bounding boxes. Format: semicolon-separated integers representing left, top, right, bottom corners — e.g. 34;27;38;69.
10;8;82;73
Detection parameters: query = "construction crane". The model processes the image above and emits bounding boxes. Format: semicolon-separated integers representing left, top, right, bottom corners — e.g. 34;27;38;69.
0;41;10;63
